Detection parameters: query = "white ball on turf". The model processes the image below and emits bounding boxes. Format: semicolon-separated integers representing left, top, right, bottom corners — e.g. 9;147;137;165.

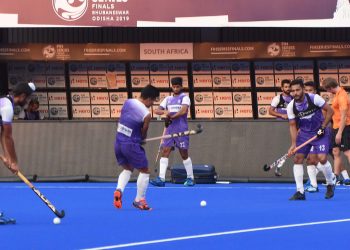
53;217;61;225
200;200;207;207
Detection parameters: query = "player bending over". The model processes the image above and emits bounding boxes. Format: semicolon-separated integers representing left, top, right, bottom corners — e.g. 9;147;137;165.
0;82;36;223
113;85;160;211
150;77;194;187
287;79;336;200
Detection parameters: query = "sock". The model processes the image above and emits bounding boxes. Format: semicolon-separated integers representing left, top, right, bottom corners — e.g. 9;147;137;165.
116;169;132;192
341;170;350;180
135;173;150;202
315;168;320;175
307;165;318;187
183;157;194;179
159;157;169;181
293;164;304;193
317;161;334;185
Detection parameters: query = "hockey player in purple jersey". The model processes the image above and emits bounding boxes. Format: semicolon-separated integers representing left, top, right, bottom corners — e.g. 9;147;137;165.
150;77;195;187
287;79;336;200
113;85;160;211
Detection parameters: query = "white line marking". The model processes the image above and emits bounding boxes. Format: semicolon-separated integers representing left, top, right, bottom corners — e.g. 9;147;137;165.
0;185;348;190
81;218;350;250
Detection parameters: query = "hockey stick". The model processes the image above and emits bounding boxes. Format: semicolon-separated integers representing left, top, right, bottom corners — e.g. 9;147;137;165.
144;124;203;143
0;156;65;218
154;127;166;173
263;135;317;172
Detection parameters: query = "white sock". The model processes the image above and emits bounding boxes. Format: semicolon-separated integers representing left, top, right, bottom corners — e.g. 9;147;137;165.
307;165;318;187
293;164;304;193
135;173;150;202
183;157;194;179
159;157;168;181
317;161;334;185
315;168;320;175
341;170;350;180
117;170;132;192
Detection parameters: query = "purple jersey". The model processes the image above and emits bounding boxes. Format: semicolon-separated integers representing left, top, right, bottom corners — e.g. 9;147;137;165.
160;93;190;133
116;99;150;144
287;93;325;133
271;94;293;115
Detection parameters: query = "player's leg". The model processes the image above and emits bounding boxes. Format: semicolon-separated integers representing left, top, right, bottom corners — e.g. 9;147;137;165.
289;152;306;200
133;167;152;210
114;142;133;209
176;136;194;186
341;150;350;186
315;130;336;199
338;126;350;185
305;151;319;193
150;138;173;186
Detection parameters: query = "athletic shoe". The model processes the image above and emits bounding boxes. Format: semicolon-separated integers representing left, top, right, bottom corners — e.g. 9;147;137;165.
113;189;122;209
289;191;306;200
305;185;319;193
0;212;16;225
149;177;165;187
274;167;282;177
133;199;152;211
325;185;335;199
184;178;195;186
343;179;350;186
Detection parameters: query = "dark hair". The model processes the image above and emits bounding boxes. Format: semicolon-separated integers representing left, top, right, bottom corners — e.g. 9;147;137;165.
322;77;338;89
29;98;39;106
141;85;160;100
304;81;317;89
281;79;291;87
12;82;35;97
290;79;304;88
171;77;183;86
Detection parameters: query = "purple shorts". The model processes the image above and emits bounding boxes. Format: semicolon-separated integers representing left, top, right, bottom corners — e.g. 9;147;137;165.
162;136;189;150
114;141;148;169
296;128;330;156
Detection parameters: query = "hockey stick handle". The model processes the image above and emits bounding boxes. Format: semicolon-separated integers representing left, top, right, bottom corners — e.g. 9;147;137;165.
291;135;318;154
144;128;202;142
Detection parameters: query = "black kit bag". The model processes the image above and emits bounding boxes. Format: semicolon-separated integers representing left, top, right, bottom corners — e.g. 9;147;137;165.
170;164;217;184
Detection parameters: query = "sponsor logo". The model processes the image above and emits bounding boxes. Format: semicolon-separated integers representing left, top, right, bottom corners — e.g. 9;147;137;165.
215;107;224;115
42;45;56;59
93;107;101;115
52;0;88;22
340;75;349;84
319;63;328;71
259;107;267;115
195;94;203;103
90;77;97;85
50;107;59;115
47;77;56;86
267;43;281;57
231;64;240;72
275;63;283;71
110;94;119;102
213;77;221;85
256;77;265;85
321;94;330;102
234;94;242;103
72;94;81;102
132;77;140;86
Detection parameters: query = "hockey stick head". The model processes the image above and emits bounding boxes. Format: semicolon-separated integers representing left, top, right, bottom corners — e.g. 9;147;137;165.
263;164;271;172
55;210;65;219
196;124;203;133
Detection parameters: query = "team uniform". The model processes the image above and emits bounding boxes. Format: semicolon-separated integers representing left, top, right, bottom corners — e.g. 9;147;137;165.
114;98;152;210
287;93;336;199
270;94;293;119
160;93;191;149
115;99;150;169
287;94;330;156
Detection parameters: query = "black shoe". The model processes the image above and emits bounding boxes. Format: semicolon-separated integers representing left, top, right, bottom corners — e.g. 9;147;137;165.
289;191;306;200
325;185;335;199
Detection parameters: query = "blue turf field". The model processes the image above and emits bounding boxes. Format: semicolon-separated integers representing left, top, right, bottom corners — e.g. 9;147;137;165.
1;182;350;250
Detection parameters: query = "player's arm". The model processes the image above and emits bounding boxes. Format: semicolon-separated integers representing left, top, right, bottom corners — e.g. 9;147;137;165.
141;114;152;140
153;97;169;116
269;96;287;119
288;120;298;156
268;106;287;119
321;103;334;129
1;124;18;172
169;105;188;120
335;94;348;144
